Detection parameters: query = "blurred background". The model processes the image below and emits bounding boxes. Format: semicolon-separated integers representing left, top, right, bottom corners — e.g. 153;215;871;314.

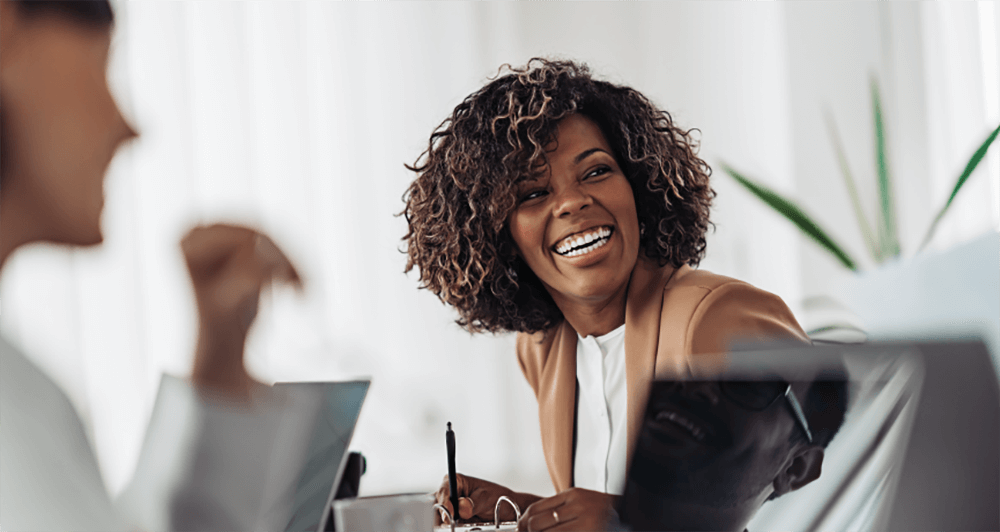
0;1;996;502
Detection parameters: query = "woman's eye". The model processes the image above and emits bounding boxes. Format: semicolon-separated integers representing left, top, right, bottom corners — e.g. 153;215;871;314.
520;190;547;203
584;165;612;180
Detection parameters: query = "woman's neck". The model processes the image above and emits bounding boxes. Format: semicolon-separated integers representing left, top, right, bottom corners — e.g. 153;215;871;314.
551;279;629;337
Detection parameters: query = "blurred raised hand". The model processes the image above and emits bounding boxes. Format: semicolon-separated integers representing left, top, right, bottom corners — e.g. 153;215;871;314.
181;223;301;399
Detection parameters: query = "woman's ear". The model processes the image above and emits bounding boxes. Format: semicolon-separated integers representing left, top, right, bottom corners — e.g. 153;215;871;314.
772;446;823;498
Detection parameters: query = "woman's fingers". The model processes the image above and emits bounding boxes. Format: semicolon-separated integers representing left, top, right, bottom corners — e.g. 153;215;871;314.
457;496;475;520
252;232;302;288
518;489;616;532
433;474;518;523
182;224;300;284
181;224;253;276
521;492;567;516
183;224;302;327
434;473;466;523
526;510;570;532
460;485;499;520
518;493;569;532
520;507;562;532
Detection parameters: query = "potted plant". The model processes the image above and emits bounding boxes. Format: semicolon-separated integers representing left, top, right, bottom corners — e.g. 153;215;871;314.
722;79;999;345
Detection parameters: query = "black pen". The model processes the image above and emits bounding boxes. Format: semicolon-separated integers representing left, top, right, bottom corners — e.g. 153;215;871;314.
447;421;460;522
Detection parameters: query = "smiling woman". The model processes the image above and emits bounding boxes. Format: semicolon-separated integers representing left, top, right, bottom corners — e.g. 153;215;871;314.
404;59;714;336
404;59;814;532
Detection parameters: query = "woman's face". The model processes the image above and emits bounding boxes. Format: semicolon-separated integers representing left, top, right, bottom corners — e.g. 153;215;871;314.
508;114;640;314
0;7;135;246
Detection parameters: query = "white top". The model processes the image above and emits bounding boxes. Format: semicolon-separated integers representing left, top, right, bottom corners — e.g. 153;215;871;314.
0;336;322;531
573;323;629;495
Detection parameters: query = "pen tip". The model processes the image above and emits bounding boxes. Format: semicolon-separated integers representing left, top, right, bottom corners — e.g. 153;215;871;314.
447;421;452;430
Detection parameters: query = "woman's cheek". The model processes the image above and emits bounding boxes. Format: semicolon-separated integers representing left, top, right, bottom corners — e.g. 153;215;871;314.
508;211;542;257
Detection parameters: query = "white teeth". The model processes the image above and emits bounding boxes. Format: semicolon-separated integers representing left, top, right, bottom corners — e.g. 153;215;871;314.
555;227;612;256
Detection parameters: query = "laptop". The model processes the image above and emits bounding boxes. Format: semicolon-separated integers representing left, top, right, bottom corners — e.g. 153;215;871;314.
277;379;370;532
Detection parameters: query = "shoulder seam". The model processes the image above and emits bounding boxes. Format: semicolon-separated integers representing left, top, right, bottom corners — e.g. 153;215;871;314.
665;274;750;294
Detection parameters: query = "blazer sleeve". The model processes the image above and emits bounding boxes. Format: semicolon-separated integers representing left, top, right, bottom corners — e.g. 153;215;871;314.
685;280;810;356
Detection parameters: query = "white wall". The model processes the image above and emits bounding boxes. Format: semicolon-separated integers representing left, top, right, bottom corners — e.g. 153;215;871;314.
0;2;995;501
783;2;999;301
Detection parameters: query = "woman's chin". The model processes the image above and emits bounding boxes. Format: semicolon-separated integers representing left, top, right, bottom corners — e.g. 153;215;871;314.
556;265;633;303
79;232;104;247
55;222;104;247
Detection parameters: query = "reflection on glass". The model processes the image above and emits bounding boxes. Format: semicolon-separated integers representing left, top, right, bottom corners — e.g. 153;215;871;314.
619;345;924;532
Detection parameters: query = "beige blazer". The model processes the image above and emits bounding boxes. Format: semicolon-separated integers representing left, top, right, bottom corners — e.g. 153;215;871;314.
515;257;810;493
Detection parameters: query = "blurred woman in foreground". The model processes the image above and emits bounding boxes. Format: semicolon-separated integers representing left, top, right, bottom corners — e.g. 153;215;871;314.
403;59;810;531
0;2;304;529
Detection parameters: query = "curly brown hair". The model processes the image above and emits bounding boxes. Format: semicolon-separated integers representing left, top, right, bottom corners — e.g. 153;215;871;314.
402;58;715;334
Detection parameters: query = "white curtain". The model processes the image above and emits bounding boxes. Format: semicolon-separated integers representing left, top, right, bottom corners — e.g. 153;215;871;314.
1;1;995;507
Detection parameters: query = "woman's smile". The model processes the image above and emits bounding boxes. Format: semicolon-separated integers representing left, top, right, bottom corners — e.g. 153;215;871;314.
553;225;614;257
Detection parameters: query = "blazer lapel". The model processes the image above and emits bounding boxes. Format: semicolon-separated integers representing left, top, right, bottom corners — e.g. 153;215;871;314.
538;322;578;492
623;259;677;467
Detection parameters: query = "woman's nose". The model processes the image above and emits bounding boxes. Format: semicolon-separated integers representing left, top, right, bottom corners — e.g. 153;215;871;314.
553;184;592;217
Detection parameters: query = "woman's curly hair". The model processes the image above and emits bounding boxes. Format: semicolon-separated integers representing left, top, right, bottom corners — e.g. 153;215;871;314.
402;58;714;334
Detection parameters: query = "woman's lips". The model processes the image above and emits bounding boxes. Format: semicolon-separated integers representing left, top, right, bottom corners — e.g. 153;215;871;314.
553;226;614;257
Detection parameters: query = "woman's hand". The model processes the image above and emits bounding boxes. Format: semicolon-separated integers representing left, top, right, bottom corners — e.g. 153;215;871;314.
433;474;539;524
518;488;618;532
182;224;301;399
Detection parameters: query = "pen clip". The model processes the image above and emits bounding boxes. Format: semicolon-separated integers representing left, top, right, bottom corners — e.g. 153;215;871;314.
494;496;521;529
433;503;457;532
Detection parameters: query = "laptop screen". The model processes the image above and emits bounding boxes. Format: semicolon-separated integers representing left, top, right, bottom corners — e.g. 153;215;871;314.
281;380;370;532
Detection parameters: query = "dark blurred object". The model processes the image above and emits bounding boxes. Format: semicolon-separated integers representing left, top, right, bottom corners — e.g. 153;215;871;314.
885;341;999;530
325;452;366;532
334;452;366;500
14;0;114;26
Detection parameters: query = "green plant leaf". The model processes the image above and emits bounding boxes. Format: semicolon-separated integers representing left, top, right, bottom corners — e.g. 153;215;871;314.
919;122;1000;251
722;164;859;271
825;110;882;263
872;79;900;259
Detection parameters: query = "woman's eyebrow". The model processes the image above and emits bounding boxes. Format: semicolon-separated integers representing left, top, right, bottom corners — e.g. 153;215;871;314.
574;147;609;165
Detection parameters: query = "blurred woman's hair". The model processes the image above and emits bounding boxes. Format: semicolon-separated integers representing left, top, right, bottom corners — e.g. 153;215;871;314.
14;0;114;27
402;58;715;334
